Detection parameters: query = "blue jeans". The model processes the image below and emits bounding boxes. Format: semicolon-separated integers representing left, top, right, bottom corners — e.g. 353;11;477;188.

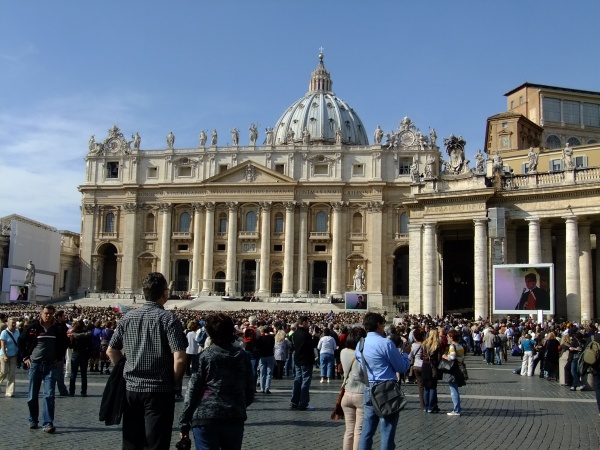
69;353;89;395
258;355;275;391
248;352;259;387
495;347;502;364
320;353;334;378
284;351;294;376
571;358;582;387
192;422;244;450
423;386;437;412
593;372;600;412
27;361;56;427
359;388;399;450
290;364;312;408
448;381;461;413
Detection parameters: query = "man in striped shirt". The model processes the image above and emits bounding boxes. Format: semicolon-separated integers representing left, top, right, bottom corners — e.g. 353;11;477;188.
108;272;187;450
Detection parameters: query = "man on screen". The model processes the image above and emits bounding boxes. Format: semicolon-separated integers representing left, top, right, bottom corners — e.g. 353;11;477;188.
355;294;366;309
515;273;550;310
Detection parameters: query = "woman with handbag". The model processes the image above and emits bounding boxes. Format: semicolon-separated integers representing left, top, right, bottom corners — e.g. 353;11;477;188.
421;329;442;413
441;329;465;416
407;328;426;410
340;327;367;450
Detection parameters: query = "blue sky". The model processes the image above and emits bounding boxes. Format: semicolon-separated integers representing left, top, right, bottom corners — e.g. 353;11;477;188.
1;1;599;233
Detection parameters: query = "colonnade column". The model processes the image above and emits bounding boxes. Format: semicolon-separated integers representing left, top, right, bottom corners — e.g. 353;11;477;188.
330;202;344;296
564;216;580;321
408;223;422;315
297;204;309;295
254;259;260;294
201;203;215;294
368;202;384;296
258;202;271;295
282;202;296;295
191;203;203;294
505;226;517;264
474;219;488;321
121;203;139;293
308;260;314;295
578;221;592;322
541;224;553;264
526;217;541;264
422;222;437;317
326;260;332;297
225;202;238;296
79;205;97;293
159;203;172;278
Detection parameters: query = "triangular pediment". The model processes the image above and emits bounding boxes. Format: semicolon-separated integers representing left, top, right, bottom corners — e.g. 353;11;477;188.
204;161;297;185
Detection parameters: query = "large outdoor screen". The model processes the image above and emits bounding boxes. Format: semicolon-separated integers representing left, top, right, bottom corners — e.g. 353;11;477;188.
345;292;368;310
493;264;554;314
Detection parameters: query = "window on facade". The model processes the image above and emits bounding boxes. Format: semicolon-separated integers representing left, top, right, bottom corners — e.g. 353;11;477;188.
274;213;284;233
178;166;192;177
575;156;588;168
105;212;115;233
145;213;155;232
107;162;119;179
567;137;581;146
147;167;158;178
519;96;523;105
543;97;561;123
546;135;562;148
501;122;508;129
275;164;285;174
179;212;191;232
245;211;257;231
399;212;408;233
550;159;563;171
399;159;411;175
563;100;580;125
177;244;189;251
219;214;227;233
588;139;598;144
353;164;364;176
510;100;514;109
314;164;328;175
314;244;326;252
583;103;600;127
219;164;228;173
316;211;328;232
216;243;226;251
352;212;362;233
273;244;283;252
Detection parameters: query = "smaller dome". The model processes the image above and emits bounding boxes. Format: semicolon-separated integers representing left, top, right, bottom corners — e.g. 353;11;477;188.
272;53;369;146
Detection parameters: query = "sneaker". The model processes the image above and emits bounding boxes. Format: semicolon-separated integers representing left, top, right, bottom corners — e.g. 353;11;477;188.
326;378;330;383
265;389;271;394
575;386;584;391
290;403;298;409
447;412;461;416
298;405;315;411
43;425;56;433
320;379;324;383
29;424;38;430
570;387;576;391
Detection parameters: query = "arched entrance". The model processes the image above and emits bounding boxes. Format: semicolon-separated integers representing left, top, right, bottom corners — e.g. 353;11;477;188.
98;243;118;292
271;272;282;294
241;260;256;294
312;261;327;295
393;247;409;296
175;260;189;292
214;271;226;295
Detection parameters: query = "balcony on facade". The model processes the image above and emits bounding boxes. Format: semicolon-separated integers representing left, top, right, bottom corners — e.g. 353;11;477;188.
172;232;192;239
394;232;409;240
238;231;260;240
142;232;158;240
99;232;117;239
309;232;331;241
349;232;366;240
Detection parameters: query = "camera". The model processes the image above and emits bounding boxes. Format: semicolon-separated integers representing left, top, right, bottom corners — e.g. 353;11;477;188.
175;437;191;450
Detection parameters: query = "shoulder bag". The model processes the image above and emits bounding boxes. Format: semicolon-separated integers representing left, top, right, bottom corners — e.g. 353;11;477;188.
331;358;354;420
358;338;407;418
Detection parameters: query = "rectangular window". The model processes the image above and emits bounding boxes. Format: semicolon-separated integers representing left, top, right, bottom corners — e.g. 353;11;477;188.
352;164;364;176
543;97;561;123
273;244;283;252
275;217;284;233
314;164;328;175
583;103;600;127
219;164;228;173
575;156;588;168
275;164;285;174
398;159;411;175
563;100;580;125
107;162;119;179
177;244;189;251
501;122;508;129
178;166;192;177
314;244;326;252
519;96;523;105
549;159;563;171
147;167;158;178
216;243;226;251
510;100;514;109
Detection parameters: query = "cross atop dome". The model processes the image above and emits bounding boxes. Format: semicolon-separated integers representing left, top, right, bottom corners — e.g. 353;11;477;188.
309;49;332;93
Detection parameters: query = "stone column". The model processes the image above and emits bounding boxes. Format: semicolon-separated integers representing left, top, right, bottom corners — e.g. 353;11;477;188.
595;229;600;321
578;221;592;322
541;224;553;264
308;260;314;295
159;203;172;277
188;258;193;292
554;231;567;317
326;260;332;296
330;202;344;296
408;223;422;315
258;202;271;295
191;203;203;295
422;222;437;317
564;216;580;321
282;202;296;295
79;204;97;293
201;203;215;294
297;204;309;294
226;202;238;296
474;218;488;321
505;225;517;264
255;259;260;294
121;203;138;293
526;217;541;264
368;202;384;295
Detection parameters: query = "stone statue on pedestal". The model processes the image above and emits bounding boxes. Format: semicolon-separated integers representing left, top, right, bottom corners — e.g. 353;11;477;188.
353;265;366;291
25;260;35;285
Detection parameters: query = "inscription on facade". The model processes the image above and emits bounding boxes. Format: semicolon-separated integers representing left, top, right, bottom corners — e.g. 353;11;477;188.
425;203;485;214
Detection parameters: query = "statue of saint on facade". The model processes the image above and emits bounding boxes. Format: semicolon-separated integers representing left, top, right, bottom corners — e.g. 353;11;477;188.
199;130;207;147
410;156;420;182
424;154;436;178
528;147;539;172
302;127;311;145
132;132;141;150
167;131;175;149
211;129;218;146
249;124;258;145
475;149;485;174
353;264;366;291
264;127;274;145
230;128;240;146
286;128;295;144
492;150;504;174
88;135;95;152
335;128;342;144
429;128;437;145
562;143;574;169
25;260;35;285
374;125;384;144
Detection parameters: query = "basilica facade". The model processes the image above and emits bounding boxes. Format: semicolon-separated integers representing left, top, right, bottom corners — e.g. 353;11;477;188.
79;54;600;322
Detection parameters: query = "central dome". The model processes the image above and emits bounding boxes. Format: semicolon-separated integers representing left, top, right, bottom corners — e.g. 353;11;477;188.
272;53;369;146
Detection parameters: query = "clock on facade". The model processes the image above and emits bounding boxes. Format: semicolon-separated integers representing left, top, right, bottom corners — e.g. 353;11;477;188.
399;131;414;147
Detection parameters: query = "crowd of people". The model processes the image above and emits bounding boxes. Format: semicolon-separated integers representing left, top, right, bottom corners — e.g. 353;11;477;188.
1;284;600;450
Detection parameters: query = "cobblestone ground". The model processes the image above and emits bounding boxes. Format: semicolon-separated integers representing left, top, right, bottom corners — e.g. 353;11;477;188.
2;354;598;450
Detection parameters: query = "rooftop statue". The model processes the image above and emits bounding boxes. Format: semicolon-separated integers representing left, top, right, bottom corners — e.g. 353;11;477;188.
230;128;239;146
264;127;274;145
474;149;485;174
167;131;175;149
249;124;258;145
25;260;35;285
199;130;207;147
211;129;218;146
410;155;420;182
528;147;539;172
374;125;384;144
443;133;468;175
424;154;436;178
562;143;574;169
132;132;141;150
